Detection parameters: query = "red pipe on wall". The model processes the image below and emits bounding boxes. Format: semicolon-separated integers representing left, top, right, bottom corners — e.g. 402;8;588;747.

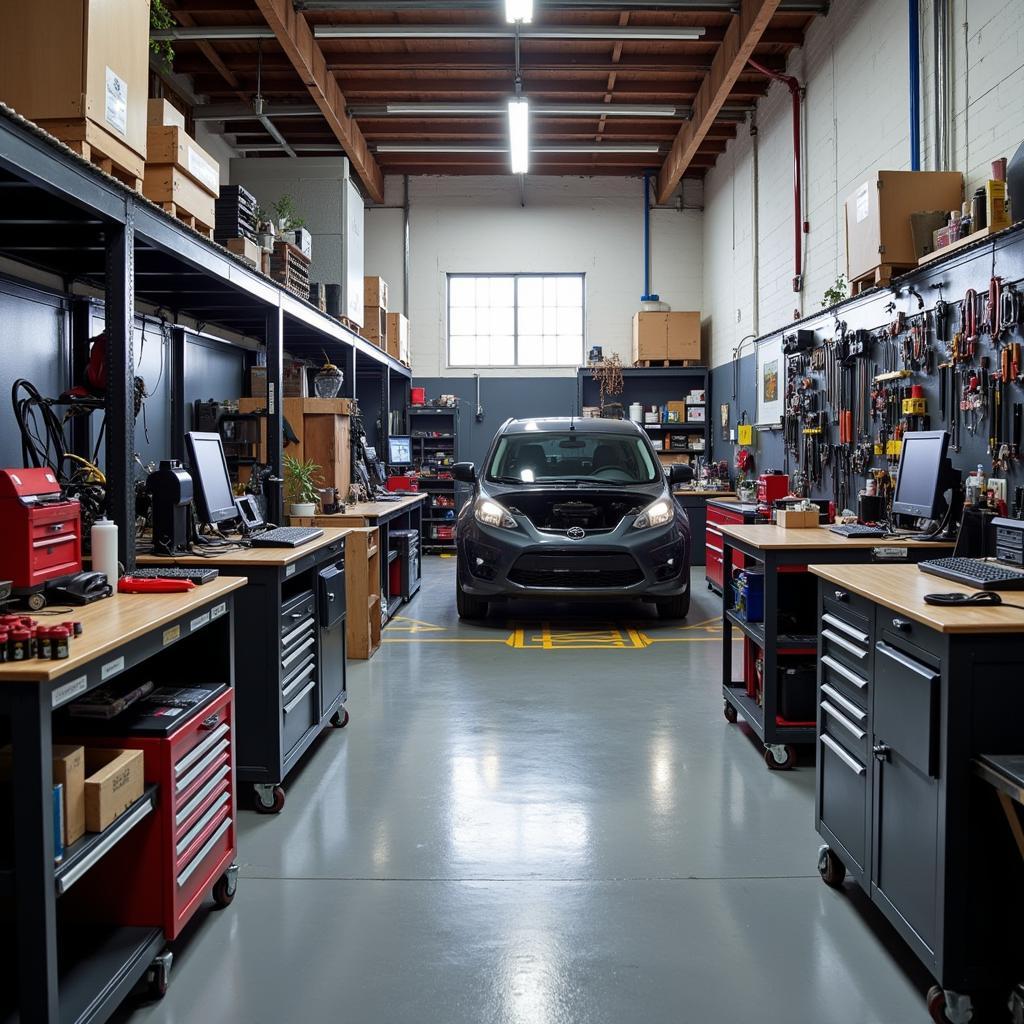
747;57;805;293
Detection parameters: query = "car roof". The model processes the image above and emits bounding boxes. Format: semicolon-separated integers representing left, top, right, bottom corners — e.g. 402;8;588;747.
501;416;644;435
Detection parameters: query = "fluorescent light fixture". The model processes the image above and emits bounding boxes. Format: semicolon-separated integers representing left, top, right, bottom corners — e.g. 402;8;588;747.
508;98;530;174
505;0;533;22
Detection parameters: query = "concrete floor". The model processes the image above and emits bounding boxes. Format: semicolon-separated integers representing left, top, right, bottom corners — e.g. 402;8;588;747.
120;559;932;1024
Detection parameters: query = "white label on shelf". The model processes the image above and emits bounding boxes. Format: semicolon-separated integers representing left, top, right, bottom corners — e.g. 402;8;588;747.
190;612;211;633
104;68;128;136
268;382;276;415
211;602;227;620
101;656;125;681
285;564;296;577
187;146;219;193
855;182;870;223
872;547;909;560
163;624;181;647
51;675;88;709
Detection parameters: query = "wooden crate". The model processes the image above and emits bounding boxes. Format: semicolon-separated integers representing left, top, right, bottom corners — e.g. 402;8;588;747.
145;125;220;197
0;0;150;164
270;241;311;300
364;276;388;309
142;166;215;237
632;312;701;363
225;236;259;269
363;306;387;348
386;313;410;364
344;527;381;659
34;117;144;191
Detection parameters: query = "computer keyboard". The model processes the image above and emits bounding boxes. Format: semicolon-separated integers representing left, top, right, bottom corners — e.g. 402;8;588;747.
132;566;220;584
918;556;1024;590
829;523;887;538
250;526;325;548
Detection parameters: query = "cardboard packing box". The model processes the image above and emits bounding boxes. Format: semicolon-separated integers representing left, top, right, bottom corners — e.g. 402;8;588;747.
386;313;410;363
52;744;86;846
226;236;260;269
363;306;388;347
84;748;143;833
249;363;308;399
145;125;220;197
632;312;701;363
147;98;186;130
777;508;819;529
364;276;389;309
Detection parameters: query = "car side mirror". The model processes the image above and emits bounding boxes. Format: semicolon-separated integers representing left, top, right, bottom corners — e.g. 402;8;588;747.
452;462;476;483
668;463;694;485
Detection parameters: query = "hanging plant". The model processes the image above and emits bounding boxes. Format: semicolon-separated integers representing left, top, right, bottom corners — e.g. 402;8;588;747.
150;0;175;68
590;353;625;408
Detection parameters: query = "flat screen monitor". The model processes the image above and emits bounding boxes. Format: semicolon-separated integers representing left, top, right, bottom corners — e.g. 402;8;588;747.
185;432;238;526
892;430;950;519
388;435;412;466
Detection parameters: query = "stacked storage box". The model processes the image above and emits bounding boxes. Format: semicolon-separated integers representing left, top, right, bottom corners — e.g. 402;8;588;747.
215;184;260;267
270;240;311;299
363;276;389;348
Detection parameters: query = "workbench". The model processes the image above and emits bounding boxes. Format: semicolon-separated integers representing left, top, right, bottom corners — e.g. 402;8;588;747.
672;490;736;567
293;493;426;622
718;524;951;769
0;578;245;1023
809;563;1024;1023
138;529;349;814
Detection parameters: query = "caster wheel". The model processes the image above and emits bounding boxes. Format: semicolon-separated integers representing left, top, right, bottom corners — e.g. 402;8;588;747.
723;701;738;723
707;581;714;591
331;707;350;728
764;744;797;771
253;784;285;814
27;592;46;611
817;845;847;888
926;987;974;1024
927;986;949;1023
146;951;173;999
213;864;238;908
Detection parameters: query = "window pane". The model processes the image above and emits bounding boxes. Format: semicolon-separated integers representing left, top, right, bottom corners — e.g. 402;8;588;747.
519;334;542;365
543;307;558;335
557;276;582;306
450;277;476;307
489;335;515;365
518;305;542;335
557;335;582;365
557;307;581;335
492;305;515;335
449;336;475;366
518;277;542;306
450;307;475;336
491;277;514;305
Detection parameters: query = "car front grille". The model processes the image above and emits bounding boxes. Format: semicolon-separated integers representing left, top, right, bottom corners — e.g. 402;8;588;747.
508;551;644;589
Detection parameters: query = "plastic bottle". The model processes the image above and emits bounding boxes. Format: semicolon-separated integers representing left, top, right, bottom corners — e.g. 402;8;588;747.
91;517;119;586
975;464;987;506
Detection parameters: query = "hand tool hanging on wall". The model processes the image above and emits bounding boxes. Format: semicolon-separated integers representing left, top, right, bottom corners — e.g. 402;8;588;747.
983;276;1002;339
962;288;980;356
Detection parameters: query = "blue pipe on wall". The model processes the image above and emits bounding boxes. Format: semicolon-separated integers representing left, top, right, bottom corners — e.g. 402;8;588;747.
909;0;921;170
641;171;659;301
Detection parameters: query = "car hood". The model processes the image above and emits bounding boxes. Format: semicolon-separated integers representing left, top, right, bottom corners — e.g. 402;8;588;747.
484;484;664;534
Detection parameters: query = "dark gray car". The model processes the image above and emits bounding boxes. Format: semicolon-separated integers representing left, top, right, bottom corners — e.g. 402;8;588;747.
453;416;693;620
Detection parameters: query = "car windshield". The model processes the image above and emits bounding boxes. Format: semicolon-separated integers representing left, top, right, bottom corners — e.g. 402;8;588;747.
486;430;660;485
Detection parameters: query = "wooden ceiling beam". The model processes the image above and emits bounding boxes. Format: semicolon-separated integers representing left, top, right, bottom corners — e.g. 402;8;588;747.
251;0;384;202
657;0;781;201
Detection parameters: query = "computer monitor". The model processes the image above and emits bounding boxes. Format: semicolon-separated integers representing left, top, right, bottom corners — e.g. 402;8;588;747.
185;432;238;526
388;435;412;466
891;430;951;520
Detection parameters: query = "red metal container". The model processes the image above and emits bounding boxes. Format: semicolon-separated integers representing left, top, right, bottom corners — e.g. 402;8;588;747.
410;386;426;405
386;475;419;492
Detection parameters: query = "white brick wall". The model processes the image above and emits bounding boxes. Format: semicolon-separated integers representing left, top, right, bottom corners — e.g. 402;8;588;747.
704;0;1024;368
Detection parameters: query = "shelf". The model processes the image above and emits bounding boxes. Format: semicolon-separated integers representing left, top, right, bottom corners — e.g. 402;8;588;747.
724;609;766;647
723;611;817;653
409;408;457;415
367;545;379;559
642;423;707;430
723;685;765;736
55;785;158;896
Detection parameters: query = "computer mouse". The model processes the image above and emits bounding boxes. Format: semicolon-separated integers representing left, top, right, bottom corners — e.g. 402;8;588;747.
924;591;1003;606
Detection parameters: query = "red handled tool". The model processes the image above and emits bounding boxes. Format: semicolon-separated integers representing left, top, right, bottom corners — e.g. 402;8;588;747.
118;576;196;594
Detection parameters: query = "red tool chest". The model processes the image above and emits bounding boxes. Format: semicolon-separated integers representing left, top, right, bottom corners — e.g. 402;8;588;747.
705;501;757;593
68;687;237;939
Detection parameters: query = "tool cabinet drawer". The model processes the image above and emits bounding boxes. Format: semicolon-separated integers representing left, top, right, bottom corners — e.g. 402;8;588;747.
874;640;940;777
819;684;868;760
879;613;945;661
818;732;867;873
822;588;872;631
820;618;870;678
820;652;869;710
281;675;317;756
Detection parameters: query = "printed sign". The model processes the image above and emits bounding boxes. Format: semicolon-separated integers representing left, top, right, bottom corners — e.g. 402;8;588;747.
163;625;181;647
855;182;870;223
101;656;125;681
190;612;211;633
51;675;88;709
104;68;128;136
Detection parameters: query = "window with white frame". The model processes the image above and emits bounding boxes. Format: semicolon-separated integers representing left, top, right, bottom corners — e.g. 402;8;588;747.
447;273;585;368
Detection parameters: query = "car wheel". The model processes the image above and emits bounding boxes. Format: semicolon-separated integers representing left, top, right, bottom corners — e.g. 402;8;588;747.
655;588;690;620
456;581;489;620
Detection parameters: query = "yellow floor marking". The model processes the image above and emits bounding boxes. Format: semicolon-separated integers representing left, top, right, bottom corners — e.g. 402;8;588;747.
385;615;447;633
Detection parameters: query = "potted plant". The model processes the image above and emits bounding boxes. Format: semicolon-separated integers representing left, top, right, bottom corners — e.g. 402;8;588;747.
255;206;275;252
284;455;323;518
314;349;344;399
272;194;305;233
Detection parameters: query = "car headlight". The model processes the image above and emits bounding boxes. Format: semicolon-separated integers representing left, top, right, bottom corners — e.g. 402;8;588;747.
474;497;517;529
633;498;674;530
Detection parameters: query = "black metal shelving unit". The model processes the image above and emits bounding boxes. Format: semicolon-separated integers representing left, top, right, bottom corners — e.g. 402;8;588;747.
408;405;460;553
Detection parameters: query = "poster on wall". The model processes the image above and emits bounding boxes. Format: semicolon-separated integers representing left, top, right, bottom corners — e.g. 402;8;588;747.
756;336;785;428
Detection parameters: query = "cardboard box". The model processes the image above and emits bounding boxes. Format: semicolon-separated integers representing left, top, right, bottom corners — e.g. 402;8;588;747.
0;0;151;161
147;98;185;130
249;363;309;399
667;400;687;421
52;744;86;846
145;125;220;197
777;508;819;529
363;306;388;347
632;312;701;363
987;179;1011;232
687;406;706;423
226;235;260;269
386;313;410;363
844;171;963;280
84;748;143;833
364;276;389;309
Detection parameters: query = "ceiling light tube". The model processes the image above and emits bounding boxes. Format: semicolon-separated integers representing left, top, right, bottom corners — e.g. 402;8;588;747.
313;25;705;40
508;98;530;174
505;0;533;22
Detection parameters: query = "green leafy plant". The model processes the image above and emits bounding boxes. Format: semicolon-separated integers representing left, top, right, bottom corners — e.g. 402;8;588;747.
821;275;848;309
272;194;306;231
284;455;322;507
149;0;175;68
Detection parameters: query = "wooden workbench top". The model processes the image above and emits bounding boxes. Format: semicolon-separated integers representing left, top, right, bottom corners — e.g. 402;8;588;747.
300;493;428;522
719;523;953;550
809;563;1024;634
0;576;246;683
137;527;351;567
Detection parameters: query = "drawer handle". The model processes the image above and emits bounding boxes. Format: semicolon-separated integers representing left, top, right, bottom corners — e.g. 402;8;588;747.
875;642;940;683
283;679;316;714
821;629;867;659
281;635;316;668
821;613;869;644
892;617;912;633
820;683;866;721
820;655;867;689
821;701;866;741
834;589;849;602
199;713;220;731
175;766;231;827
176;793;230;857
821;734;866;776
175;723;229;776
706;543;723;555
281;618;315;648
175;743;229;795
873;743;892;763
281;664;315;700
177;817;232;888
